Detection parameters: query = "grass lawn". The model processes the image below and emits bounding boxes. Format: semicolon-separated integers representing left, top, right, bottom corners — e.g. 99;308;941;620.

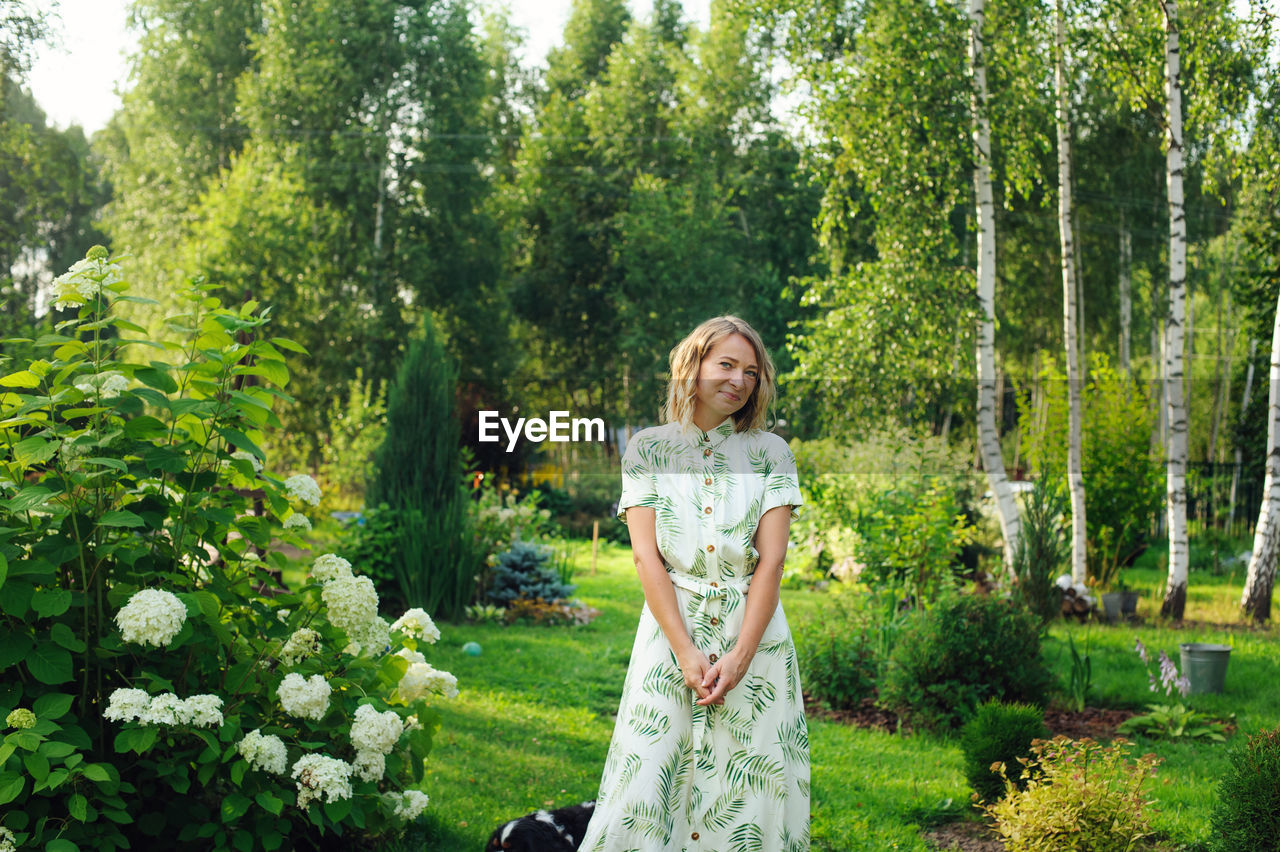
284;533;1279;851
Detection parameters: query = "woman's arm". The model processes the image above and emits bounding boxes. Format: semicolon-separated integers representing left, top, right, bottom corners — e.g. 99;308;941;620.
625;506;714;702
697;503;792;706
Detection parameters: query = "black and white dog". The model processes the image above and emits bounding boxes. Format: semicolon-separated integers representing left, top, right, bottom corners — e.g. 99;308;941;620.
485;801;596;852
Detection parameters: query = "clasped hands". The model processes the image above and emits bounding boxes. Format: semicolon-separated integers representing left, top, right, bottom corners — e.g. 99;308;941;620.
677;646;751;706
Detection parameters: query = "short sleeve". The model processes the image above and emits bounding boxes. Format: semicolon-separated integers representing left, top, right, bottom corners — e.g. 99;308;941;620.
760;440;803;521
617;433;660;523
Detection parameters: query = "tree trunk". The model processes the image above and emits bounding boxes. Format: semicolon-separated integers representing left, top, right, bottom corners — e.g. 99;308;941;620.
1120;216;1132;374
1055;0;1087;586
1161;0;1190;620
1230;338;1259;528
1241;289;1280;622
969;0;1020;571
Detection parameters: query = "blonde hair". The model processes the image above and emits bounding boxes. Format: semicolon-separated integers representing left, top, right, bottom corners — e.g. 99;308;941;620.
661;316;776;432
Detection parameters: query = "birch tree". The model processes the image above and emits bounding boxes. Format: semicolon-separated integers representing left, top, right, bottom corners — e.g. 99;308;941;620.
1054;0;1087;585
970;0;1021;569
1241;293;1280;621
1159;0;1190;619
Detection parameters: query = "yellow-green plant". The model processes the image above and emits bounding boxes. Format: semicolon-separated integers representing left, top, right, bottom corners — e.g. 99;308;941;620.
985;736;1162;851
0;250;453;851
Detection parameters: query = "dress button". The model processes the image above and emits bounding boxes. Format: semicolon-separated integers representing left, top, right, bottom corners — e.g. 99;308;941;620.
707;656;717;664
704;477;712;486
710;617;719;626
706;544;715;553
692;832;700;841
704;506;712;515
709;582;719;588
703;448;712;458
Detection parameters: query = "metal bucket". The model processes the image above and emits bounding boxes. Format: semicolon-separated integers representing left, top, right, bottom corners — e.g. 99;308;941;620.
1179;643;1232;695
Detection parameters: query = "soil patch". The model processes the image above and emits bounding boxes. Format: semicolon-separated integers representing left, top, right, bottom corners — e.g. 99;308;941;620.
804;696;1138;741
924;821;1004;852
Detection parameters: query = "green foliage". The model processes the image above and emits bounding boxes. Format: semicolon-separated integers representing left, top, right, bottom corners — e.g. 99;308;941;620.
486;541;575;607
792;431;977;602
0;250;442;851
960;700;1048;804
879;594;1051;731
1011;477;1068;624
369;313;476;618
1019;355;1163;590
1118;704;1230;742
1065;633;1093;714
985;736;1162;852
794;603;880;711
1208;726;1280;852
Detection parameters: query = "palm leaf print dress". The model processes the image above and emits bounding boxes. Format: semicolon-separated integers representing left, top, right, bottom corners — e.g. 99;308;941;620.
580;418;810;852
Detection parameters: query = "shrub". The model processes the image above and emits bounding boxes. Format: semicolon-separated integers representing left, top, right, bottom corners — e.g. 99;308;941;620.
1010;477;1067;624
961;700;1048;803
486;541;575;606
878;593;1051;730
1207;726;1280;851
795;614;879;710
985;736;1162;852
792;430;978;602
368;314;477;617
0;250;449;851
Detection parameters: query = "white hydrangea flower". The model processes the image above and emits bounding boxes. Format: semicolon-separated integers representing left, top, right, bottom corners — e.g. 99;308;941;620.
182;694;224;728
280;627;321;666
352;749;385;783
292;754;353;809
277;673;331;721
103;687;152;723
349;616;390;658
238;729;288;775
230;450;263;472
141;693;190;726
322;574;379;640
398;662;459;701
350;704;403;755
390;608;441;644
284;473;322;506
116;588;187;648
0;825;16;852
276;608;291;624
395;648;426;665
52;255;119;308
283;513;312;531
310;553;353;584
100;372;129;396
384;789;430;821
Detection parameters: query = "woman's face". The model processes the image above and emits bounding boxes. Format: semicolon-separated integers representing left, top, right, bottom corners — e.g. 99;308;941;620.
693;333;759;426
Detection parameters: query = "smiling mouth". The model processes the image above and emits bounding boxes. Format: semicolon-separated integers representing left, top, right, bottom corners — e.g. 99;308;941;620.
720;391;740;402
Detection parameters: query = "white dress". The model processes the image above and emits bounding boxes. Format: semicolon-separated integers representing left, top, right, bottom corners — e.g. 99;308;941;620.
580;418;810;852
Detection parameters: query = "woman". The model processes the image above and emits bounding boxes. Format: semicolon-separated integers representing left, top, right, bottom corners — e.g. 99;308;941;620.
580;316;809;852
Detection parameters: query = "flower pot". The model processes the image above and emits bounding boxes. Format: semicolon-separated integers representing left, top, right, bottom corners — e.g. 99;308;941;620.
1179;643;1232;694
1102;590;1140;623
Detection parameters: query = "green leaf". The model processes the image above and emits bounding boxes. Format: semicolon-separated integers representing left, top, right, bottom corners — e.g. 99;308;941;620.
0;370;40;388
323;797;351;823
32;587;73;618
134;367;178;393
270;337;308;354
0;632;32;671
98;510;145;528
27;641;73;684
0;551;6;591
33;692;74;720
221;792;252;823
46;840;80;852
68;791;88;821
0;772;24;805
261;830;283;851
82;763;111;783
255;791;283;816
49;623;86;653
23;752;49;781
3;486;53;512
83;457;129;472
13;436;57;468
216;427;265;459
38;741;75;759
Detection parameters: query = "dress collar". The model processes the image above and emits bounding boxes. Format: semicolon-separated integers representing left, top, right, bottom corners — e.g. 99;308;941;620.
688;417;736;450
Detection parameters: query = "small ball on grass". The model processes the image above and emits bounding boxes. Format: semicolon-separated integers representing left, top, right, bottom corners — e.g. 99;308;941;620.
462;641;482;657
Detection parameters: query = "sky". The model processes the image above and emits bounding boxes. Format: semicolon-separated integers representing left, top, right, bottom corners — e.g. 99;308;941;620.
26;0;712;135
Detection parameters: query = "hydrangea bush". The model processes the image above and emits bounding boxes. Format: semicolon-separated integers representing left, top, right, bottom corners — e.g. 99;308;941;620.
0;250;454;850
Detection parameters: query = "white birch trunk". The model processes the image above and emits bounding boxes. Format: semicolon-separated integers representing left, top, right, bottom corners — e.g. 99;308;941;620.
1161;0;1190;619
1229;338;1259;527
1055;0;1087;585
969;0;1020;571
1242;295;1280;622
1120;217;1132;373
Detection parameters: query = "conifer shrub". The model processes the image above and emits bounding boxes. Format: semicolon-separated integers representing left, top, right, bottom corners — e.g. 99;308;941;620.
1207;726;1280;851
878;593;1051;730
368;315;477;617
486;541;575;606
961;700;1048;803
985;736;1161;852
